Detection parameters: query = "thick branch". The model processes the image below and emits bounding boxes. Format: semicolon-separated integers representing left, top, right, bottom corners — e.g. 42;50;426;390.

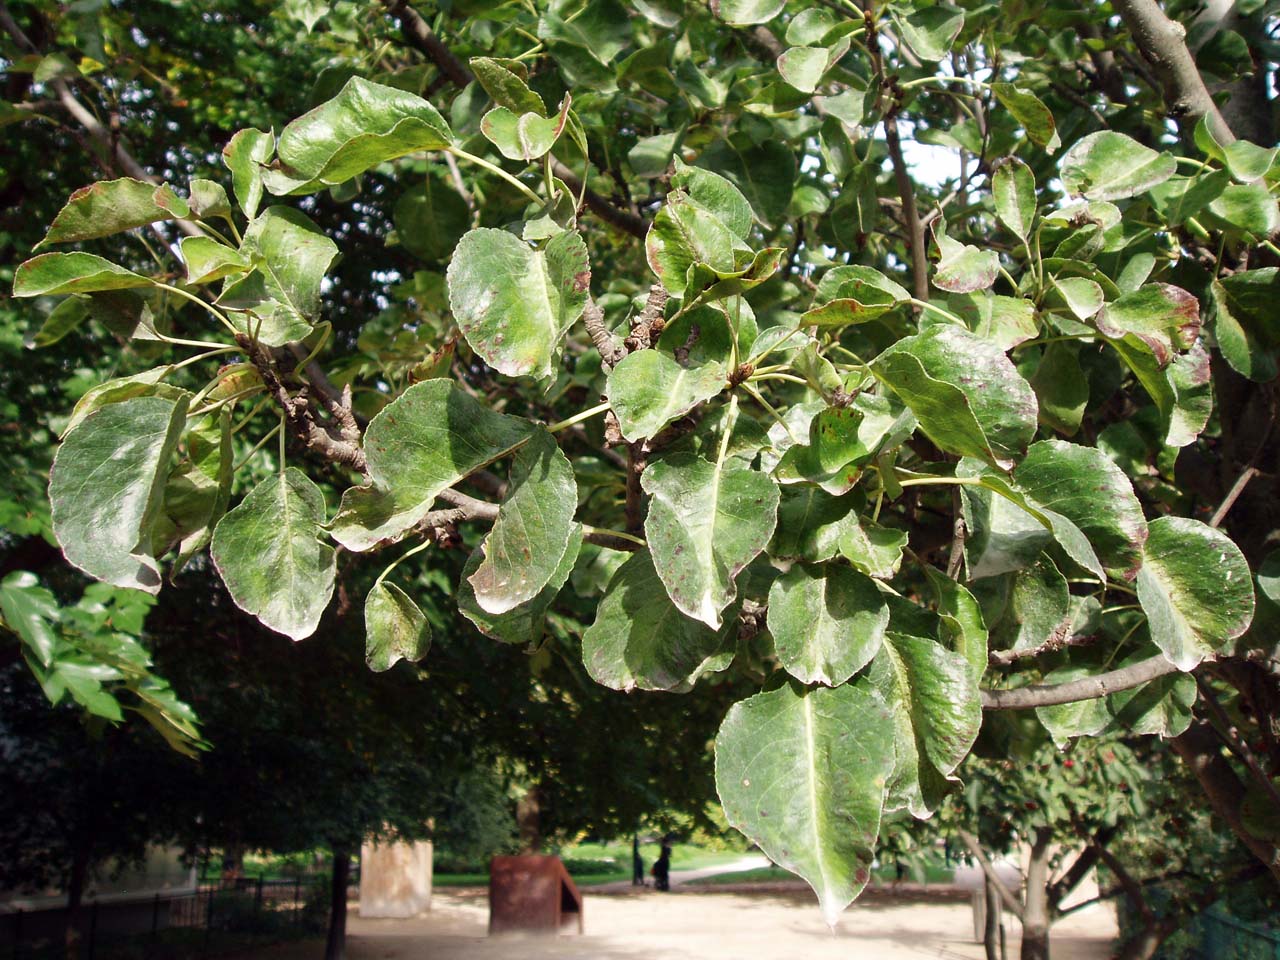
1111;0;1235;142
1048;827;1113;914
552;161;648;239
988;633;1099;668
981;653;1181;710
583;297;626;367
957;831;1024;920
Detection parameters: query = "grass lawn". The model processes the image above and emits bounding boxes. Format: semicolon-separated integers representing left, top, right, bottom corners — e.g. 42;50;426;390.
433;841;752;888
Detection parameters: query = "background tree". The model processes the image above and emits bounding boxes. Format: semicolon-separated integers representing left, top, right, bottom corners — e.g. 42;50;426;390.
3;0;1280;943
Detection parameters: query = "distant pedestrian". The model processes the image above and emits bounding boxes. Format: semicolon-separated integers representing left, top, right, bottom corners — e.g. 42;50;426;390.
652;843;671;892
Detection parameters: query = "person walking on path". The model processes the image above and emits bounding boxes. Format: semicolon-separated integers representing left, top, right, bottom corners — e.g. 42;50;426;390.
652;843;672;892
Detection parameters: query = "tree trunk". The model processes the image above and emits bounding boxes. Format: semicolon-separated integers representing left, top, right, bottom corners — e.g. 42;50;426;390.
221;843;245;882
63;827;94;960
324;846;351;960
983;876;1002;960
516;785;542;853
1020;829;1053;960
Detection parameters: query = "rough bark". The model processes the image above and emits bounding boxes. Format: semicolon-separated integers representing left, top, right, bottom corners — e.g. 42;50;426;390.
982;654;1181;710
1020;829;1053;960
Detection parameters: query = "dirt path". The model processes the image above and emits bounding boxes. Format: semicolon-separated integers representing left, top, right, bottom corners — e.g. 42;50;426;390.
231;885;1116;960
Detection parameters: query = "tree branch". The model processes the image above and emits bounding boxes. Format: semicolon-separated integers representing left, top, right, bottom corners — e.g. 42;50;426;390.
980;653;1181;710
583;297;626;367
1048;826;1113;914
1111;0;1235;142
988;633;1099;668
957;831;1024;921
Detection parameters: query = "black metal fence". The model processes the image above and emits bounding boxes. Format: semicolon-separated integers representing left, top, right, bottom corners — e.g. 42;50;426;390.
0;877;328;960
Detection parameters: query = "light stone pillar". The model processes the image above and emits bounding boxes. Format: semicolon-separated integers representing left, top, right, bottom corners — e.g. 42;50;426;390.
358;838;433;918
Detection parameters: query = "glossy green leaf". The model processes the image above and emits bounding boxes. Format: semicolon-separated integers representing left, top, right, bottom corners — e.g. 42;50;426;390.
1148;170;1230;227
867;631;981;819
470;57;548;115
365;581;431;671
26;296;89;349
38;178;177;247
460;524;582;645
582;550;737;691
330;380;535;550
871;325;1038;469
991;84;1060;153
218;206;338;345
0;571;61;668
211;469;336;641
1034;664;1111;746
992;158;1036;244
1210;269;1280;382
774;402;892;495
269;77;453;191
180;236;250;285
700;137;795;227
947;292;1038;350
480;97;569;161
925;569;988;681
1095;283;1200;367
803;266;909;326
1106;655;1196;738
163;410;233;575
1203;183;1280;241
711;0;786;26
60;368;182;438
1060;131;1177;201
1137;516;1254;670
469;428;577;614
771;487;859;562
645;194;738;296
933;230;999;294
992;555;1071;652
768;564;889;685
893;5;964;61
642;450;779;628
50;395;188;594
670;159;753;240
221;127;274;219
1110;336;1213;448
778;41;847;94
839;519;908;579
715;680;896;926
13;253;150;297
1014;440;1148;580
606;307;731;441
1049;276;1105;320
189;179;232;221
447;228;590;382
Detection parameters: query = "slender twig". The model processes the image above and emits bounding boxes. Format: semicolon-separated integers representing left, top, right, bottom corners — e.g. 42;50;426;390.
957;831;1024;920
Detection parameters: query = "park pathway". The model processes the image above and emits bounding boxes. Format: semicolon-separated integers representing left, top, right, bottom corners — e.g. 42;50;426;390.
590;853;771;893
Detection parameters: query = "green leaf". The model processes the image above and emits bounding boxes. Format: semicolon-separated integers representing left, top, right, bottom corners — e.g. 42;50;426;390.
1014;440;1148;580
38;178;177;247
268;77;453;191
1048;276;1104;320
180;237;250;285
925;569;988;681
331;380;534;550
1060;131;1177;201
1148;170;1230;227
26;296;89;349
189;179;232;221
1106;656;1196;738
645;195;738;296
990;84;1060;153
582;550;737;691
470;57;548;116
991;157;1036;244
480;97;569;161
700;137;795;227
711;0;786;26
771;487;859;563
947;292;1038;350
871;326;1038;469
778;42;847;94
605;306;731;441
1210;269;1280;382
1034;664;1111;746
469;428;577;614
786;8;839;44
460;524;582;645
211;469;336;641
839;519;908;579
642;450;779;628
933;231;999;293
992;555;1072;652
1222;139;1278;183
218;207;338;345
13;253;150;297
868;631;980;818
1203;183;1280;242
393;176;470;263
803;266;909;326
715;680;896;926
60;368;183;438
670;159;753;240
447;228;590;382
1136;516;1254;670
221;127;274;219
774;404;879;495
50;395;189;594
365;581;431;671
0;571;61;668
1095;283;1200;367
893;5;964;61
1030;341;1089;436
768;563;889;685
